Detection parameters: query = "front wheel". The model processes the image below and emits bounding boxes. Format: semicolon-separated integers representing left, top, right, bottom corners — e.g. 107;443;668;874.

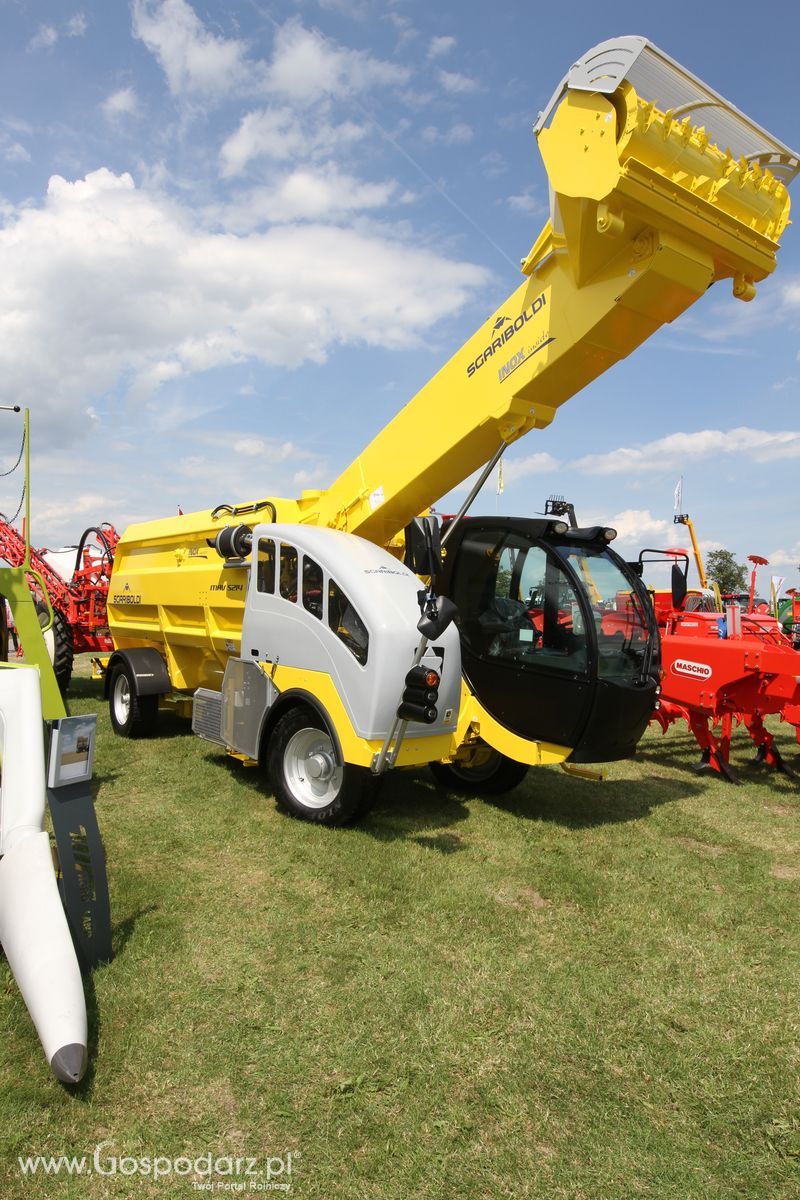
267;708;367;825
109;663;158;738
430;746;528;795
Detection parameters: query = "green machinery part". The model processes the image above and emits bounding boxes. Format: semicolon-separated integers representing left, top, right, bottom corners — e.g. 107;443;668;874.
0;408;66;720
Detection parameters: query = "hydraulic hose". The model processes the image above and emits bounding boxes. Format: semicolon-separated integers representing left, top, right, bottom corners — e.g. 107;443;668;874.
73;526;115;580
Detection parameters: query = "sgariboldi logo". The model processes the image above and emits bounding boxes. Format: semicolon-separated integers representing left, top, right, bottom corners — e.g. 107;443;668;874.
671;659;712;680
466;293;546;378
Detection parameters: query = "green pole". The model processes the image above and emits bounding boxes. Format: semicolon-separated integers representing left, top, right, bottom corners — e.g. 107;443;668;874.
0;406;66;719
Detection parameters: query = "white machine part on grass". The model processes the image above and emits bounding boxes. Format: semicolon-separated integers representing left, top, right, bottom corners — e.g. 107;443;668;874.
0;666;88;1084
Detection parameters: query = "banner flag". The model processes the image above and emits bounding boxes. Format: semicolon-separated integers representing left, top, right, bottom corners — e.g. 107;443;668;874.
673;476;683;513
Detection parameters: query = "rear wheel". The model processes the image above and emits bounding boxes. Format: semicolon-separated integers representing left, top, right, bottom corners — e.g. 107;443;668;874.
430;746;528;795
267;708;366;825
36;603;74;692
109;662;158;738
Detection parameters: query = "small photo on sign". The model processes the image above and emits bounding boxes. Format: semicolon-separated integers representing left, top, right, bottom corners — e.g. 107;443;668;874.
48;715;97;788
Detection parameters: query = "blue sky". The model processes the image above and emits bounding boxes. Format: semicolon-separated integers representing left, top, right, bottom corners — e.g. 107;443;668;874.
0;0;798;592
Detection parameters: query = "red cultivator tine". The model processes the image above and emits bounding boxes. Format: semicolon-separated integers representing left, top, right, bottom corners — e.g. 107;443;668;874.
688;714;741;785
745;714;795;776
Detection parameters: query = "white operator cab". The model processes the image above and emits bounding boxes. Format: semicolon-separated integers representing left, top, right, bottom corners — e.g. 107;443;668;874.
192;524;462;825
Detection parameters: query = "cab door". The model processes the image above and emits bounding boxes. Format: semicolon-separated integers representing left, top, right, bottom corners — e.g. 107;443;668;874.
449;526;594;747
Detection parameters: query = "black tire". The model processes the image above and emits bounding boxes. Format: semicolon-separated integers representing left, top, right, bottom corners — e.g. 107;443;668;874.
267;707;366;826
108;662;158;738
430;747;529;795
36;602;74;692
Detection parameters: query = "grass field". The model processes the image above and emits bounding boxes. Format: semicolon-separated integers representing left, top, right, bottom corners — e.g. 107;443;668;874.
1;660;799;1198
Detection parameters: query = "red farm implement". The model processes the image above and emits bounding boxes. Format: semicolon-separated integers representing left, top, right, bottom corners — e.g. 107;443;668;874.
0;520;118;690
643;549;800;782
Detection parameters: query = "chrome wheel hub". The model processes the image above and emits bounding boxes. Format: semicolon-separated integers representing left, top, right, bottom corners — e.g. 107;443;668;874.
284;728;343;809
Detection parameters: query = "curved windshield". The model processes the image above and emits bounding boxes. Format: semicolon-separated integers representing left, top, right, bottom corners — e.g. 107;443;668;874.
556;545;651;678
452;530;589;674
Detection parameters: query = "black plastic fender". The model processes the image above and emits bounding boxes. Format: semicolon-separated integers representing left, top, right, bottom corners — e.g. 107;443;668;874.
103;647;171;698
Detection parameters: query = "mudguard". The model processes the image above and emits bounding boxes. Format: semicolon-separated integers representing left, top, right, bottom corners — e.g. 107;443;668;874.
104;647;170;698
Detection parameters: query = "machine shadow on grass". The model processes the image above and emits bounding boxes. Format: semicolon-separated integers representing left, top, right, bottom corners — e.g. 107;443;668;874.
209;751;473;841
637;731;800;792
370;764;700;834
211;751;699;839
477;769;703;828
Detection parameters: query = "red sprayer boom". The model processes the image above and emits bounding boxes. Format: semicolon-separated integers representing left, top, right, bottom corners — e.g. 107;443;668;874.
0;521;118;688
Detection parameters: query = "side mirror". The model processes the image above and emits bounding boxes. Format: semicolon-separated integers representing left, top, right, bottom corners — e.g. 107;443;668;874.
404;516;443;577
417;594;458;640
671;562;688;609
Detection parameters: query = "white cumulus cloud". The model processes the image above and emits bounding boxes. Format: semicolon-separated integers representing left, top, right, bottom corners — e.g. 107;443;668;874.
427;36;456;60
28;24;58;52
264;18;409;104
213;166;401;231
3;141;31;164
102;87;140;120
132;5;410;110
0;168;490;446
66;12;88;38
219;108;366;177
784;279;800;306
502;451;560;483
420;123;473;146
507;187;545;216
131;0;252;98
438;69;481;95
765;542;800;569
572;428;800;475
603;509;671;545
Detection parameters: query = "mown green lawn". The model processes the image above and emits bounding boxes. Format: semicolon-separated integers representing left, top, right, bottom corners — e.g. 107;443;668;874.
1;660;799;1198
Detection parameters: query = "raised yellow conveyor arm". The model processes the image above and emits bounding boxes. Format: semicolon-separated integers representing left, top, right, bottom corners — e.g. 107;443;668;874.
302;36;797;545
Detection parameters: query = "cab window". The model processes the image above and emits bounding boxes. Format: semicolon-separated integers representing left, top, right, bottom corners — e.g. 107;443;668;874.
452;530;588;673
257;538;276;594
557;545;650;678
279;544;298;602
328;579;369;665
302;555;324;620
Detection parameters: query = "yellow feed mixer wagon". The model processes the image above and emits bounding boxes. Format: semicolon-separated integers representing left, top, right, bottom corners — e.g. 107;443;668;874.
103;37;798;823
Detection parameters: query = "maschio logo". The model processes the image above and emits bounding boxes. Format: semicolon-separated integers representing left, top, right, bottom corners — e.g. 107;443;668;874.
467;293;547;378
671;659;712;680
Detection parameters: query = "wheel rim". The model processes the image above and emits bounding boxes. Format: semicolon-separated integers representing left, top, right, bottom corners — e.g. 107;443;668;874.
283;728;342;809
449;749;503;783
113;673;131;725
